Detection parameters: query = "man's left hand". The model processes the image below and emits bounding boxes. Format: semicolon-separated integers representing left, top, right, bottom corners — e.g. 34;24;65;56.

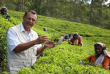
44;41;56;48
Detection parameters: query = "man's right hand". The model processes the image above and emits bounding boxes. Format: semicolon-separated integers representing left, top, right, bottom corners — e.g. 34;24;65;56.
36;36;49;44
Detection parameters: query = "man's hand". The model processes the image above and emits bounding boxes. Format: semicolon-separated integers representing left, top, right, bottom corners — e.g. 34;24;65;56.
36;36;49;44
37;41;56;55
44;41;56;48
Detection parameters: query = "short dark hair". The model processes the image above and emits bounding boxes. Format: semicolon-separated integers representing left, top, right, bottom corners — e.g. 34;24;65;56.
24;10;37;17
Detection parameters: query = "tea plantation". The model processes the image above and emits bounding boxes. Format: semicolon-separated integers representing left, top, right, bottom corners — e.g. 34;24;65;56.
1;10;110;74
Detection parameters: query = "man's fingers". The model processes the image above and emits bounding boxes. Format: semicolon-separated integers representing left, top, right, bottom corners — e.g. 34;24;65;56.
44;41;56;48
39;36;49;41
42;36;49;40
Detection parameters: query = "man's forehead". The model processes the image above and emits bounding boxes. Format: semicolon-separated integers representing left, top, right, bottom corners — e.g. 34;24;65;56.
26;12;37;21
27;12;37;17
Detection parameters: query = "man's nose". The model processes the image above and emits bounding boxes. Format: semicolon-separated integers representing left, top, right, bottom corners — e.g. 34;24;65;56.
28;19;33;23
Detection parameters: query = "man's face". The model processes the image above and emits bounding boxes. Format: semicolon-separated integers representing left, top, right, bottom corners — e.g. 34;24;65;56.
23;12;37;29
1;9;7;15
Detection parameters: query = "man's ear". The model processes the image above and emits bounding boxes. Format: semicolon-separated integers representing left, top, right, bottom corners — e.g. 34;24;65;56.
23;16;25;20
23;16;25;19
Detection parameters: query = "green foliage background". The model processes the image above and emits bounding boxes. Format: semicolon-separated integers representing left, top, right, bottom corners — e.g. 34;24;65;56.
1;0;110;29
1;10;110;74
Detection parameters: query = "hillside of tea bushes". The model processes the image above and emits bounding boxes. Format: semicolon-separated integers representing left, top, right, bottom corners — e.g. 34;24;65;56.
1;10;110;74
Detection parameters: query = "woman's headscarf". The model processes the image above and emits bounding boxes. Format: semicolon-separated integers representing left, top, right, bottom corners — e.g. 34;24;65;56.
1;7;7;10
64;34;69;39
94;42;110;58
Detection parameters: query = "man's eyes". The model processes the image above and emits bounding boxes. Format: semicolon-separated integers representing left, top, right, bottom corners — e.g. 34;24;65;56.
27;17;36;22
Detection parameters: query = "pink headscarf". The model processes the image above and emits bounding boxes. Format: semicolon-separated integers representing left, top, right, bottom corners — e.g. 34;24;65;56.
94;42;110;58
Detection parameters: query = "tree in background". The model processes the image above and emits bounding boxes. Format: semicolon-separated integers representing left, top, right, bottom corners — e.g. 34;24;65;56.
21;0;24;11
0;0;3;6
90;0;93;25
4;0;32;11
1;0;110;29
0;0;6;7
89;0;108;26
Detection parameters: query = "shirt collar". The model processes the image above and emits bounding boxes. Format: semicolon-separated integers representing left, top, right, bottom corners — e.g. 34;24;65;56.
20;23;32;36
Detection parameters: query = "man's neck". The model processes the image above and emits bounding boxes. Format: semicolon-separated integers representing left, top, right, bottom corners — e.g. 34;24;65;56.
23;25;30;34
25;28;30;34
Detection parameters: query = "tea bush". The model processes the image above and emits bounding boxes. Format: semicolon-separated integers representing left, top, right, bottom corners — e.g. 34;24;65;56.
0;15;15;70
1;10;110;74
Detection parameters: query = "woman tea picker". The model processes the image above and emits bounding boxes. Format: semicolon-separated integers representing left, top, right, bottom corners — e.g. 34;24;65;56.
80;42;110;70
63;34;69;41
70;33;82;46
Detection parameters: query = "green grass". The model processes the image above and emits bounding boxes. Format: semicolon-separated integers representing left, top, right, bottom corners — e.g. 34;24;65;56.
1;10;110;74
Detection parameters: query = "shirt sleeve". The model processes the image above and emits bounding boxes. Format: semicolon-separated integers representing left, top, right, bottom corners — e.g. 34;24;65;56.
102;56;110;70
36;44;42;49
7;28;20;51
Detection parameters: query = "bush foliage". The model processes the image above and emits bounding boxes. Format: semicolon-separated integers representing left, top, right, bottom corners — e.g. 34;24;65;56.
1;10;110;74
